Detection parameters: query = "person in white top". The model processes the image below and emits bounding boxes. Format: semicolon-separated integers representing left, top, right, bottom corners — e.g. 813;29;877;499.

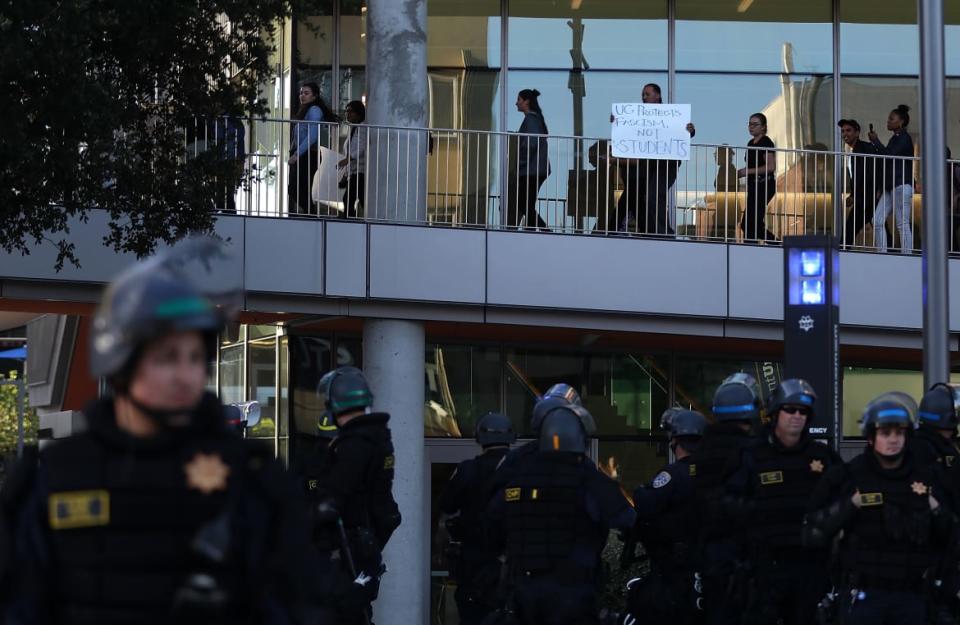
338;100;367;218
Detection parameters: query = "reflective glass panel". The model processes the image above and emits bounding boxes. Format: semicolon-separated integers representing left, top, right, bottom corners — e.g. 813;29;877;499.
508;0;667;70
676;0;832;73
841;367;923;437
424;343;501;438
247;339;277;440
218;344;244;405
840;2;918;75
297;2;335;67
840;76;920;147
428;0;501;68
950;5;960;76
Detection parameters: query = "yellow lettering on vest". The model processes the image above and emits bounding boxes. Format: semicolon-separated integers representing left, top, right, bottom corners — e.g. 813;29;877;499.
530;489;539;500
760;471;784;485
860;492;884;507
49;490;110;530
505;488;521;502
689;464;697;477
383;455;395;470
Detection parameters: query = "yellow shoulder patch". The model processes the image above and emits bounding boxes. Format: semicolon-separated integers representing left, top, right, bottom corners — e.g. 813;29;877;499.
860;492;884;507
383;455;395;470
49;490;110;530
688;464;697;477
760;471;784;485
505;487;521;502
307;479;318;491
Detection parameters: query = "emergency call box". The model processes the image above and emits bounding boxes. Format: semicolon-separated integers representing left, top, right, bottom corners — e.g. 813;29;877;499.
783;235;841;447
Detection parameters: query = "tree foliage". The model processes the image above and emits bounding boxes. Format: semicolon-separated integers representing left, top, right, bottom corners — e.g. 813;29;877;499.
0;371;37;456
0;0;319;268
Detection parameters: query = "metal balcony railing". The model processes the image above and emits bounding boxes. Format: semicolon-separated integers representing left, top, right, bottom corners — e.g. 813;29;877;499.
188;117;959;253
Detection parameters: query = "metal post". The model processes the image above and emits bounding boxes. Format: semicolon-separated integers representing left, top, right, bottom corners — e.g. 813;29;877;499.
832;0;844;240
919;0;950;387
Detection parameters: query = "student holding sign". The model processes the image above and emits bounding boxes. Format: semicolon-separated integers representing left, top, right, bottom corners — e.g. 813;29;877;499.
737;113;778;242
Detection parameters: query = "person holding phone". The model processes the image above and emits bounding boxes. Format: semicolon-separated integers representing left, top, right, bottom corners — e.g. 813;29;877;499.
868;105;915;253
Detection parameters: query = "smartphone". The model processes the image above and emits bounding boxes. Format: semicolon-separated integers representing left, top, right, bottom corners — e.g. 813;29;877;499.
869;123;874;132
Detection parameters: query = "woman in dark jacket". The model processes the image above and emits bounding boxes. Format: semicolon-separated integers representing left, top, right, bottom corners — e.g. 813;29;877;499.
868;104;915;253
288;82;336;215
509;89;550;230
737;113;777;242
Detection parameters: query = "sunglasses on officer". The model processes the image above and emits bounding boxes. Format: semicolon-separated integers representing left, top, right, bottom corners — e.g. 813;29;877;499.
780;405;810;416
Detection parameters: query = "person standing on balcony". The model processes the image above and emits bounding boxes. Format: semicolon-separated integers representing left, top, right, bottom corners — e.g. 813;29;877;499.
338;100;367;219
509;89;549;230
737;113;777;242
868;105;915;253
839;119;886;247
288;82;336;216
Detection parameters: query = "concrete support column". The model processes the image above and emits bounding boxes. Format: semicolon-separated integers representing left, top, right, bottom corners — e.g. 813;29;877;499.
363;319;426;625
366;0;428;222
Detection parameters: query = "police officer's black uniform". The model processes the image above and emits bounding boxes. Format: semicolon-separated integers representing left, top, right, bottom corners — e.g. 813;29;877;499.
488;405;635;625
624;408;706;625
0;238;329;625
805;392;955;625
313;367;401;625
439;412;516;625
742;379;841;625
689;373;760;625
297;414;339;553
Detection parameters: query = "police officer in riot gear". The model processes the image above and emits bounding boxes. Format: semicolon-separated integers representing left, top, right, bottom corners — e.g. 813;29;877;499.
742;379;841;625
313;366;402;625
439;412;516;625
0;237;329;624
488;405;635;625
622;408;706;625
497;383;589;470
805;392;955;625
297;413;339;553
689;373;760;625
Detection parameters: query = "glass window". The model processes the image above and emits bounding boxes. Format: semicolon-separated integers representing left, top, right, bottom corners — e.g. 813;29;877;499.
290;335;333;437
675;356;783;421
840;3;918;75
508;0;667;70
297;2;335;67
677;0;832;73
218;344;244;406
340;0;366;67
840;76;920;149
504;349;670;437
841;367;924;437
425;343;501;438
949;5;960;76
247;338;277;441
429;0;501;68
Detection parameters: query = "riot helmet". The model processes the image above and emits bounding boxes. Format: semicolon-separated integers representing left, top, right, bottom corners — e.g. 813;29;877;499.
767;379;817;420
539;405;591;454
918;383;960;430
317;414;339;439
860;392;917;438
661;408;706;453
319;366;374;421
475;412;516;447
90;236;240;382
711;373;762;423
530;383;594;435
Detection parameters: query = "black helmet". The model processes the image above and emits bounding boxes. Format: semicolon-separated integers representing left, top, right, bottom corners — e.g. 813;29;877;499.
539;405;590;454
319;366;374;418
475;412;516;447
660;408;707;438
919;383;960;430
860;392;918;437
767;379;817;419
90;236;240;381
711;373;762;423
530;383;594;435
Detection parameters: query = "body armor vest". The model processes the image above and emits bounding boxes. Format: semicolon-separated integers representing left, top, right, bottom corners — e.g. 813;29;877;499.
503;454;592;575
690;425;753;541
750;435;834;555
913;427;960;469
39;402;260;625
452;449;508;555
841;453;936;588
639;459;696;561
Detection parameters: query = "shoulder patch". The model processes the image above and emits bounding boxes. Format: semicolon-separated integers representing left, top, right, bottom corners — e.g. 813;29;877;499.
688;464;697;477
859;492;883;507
307;479;318;491
946;455;955;468
652;471;672;489
383;455;395;470
505;487;521;502
49;490;110;530
759;471;784;485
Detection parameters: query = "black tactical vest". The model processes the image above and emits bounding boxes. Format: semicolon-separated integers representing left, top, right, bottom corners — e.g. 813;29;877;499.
329;413;401;548
450;449;508;551
39;398;263;625
641;459;697;554
690;424;753;541
841;453;936;588
502;453;592;575
750;435;835;555
913;427;960;470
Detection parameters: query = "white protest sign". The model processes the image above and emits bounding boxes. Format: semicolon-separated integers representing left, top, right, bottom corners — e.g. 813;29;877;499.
610;103;691;161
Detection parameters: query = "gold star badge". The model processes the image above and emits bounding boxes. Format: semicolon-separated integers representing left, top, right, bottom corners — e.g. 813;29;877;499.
184;452;230;495
810;459;824;473
910;481;929;496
